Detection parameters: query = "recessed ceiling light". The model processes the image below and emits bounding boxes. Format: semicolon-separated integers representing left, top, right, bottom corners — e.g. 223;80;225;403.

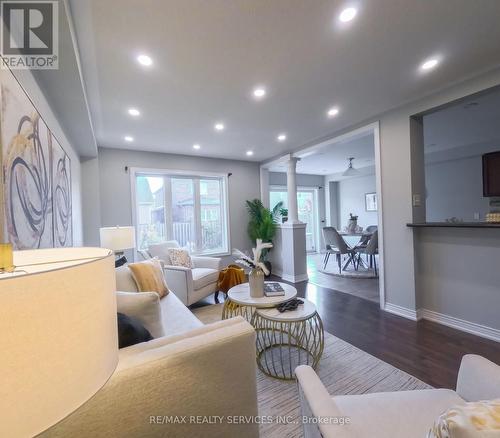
420;58;439;72
128;108;140;117
193;143;201;150
327;107;340;117
339;7;357;23
137;54;153;66
253;87;266;99
277;134;287;142
124;135;134;142
214;122;225;131
246;150;254;156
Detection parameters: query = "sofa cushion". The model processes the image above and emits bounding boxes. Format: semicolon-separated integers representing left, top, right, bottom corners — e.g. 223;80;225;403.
334;389;465;438
116;291;165;338
116;265;139;292
159;291;203;335
192;268;219;290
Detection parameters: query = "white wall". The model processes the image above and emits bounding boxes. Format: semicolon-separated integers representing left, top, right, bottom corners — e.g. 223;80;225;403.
425;155;490;222
337;174;378;230
95;147;261;263
2;69;83;246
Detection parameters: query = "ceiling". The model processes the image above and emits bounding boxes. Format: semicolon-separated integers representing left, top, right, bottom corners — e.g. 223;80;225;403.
67;0;500;162
424;85;500;157
268;131;375;176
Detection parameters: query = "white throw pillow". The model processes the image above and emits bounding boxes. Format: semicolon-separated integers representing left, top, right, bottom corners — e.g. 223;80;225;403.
116;291;165;338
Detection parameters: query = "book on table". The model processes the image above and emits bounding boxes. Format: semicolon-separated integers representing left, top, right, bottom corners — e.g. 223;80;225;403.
264;282;285;296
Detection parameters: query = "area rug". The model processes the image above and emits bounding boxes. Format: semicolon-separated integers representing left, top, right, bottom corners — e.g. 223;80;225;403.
191;304;432;438
319;265;378;279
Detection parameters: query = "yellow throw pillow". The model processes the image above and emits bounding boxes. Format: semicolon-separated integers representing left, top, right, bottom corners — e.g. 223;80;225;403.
167;248;193;268
428;399;500;438
128;258;169;299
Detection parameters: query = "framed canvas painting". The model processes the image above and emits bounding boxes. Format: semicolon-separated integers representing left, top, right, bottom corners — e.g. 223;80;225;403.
365;192;377;212
0;68;72;249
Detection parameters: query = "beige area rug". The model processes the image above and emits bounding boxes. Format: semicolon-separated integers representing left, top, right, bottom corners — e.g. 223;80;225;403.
191;304;432;438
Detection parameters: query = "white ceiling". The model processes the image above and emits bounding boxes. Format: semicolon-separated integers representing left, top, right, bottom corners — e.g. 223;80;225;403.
68;0;500;162
269;132;375;175
424;85;500;156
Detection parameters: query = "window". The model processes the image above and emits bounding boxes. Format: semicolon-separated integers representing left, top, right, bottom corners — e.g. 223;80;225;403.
133;169;229;255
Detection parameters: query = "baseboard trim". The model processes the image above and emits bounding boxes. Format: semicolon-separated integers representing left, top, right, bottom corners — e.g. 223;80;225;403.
418;309;500;343
383;303;418;321
281;273;309;283
273;269;309;284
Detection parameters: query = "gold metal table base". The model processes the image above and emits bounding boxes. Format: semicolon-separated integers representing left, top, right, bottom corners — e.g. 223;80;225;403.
251;311;324;380
222;298;324;380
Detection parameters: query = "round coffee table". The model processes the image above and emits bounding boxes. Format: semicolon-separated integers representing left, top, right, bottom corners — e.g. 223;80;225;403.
251;299;324;380
222;282;297;321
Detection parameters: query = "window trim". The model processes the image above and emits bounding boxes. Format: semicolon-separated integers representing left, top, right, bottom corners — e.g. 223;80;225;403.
130;167;231;260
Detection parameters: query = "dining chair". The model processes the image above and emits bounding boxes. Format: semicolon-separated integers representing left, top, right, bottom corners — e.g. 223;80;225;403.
355;231;379;275
354;225;378;266
322;227;357;273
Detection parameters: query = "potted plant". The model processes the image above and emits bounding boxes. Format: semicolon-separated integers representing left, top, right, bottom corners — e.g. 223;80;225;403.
279;207;288;223
244;199;282;275
347;213;358;233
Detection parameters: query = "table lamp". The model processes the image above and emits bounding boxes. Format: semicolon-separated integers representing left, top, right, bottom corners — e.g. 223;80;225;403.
0;247;118;437
100;226;136;266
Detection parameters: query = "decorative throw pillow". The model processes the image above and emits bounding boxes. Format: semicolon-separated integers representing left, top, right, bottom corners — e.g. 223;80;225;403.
116;291;165;338
167;248;193;268
117;312;153;348
428;399;500;438
128;258;169;298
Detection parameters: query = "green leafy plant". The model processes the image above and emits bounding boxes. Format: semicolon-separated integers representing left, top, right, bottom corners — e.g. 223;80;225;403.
279;208;288;217
245;199;283;251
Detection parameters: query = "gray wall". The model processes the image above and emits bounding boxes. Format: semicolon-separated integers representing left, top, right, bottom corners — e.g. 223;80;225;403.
416;228;500;330
1;69;83;245
95;148;261;263
425;155;490;222
81;157;101;246
337;174;378;230
377;66;500;326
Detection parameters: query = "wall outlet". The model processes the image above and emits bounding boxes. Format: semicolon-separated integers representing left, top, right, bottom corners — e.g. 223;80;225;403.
473;212;480;220
412;194;421;207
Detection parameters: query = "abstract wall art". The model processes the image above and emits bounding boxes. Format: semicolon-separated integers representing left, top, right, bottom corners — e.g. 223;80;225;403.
0;68;72;249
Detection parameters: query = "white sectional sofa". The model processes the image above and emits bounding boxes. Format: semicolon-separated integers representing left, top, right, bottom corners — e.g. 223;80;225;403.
41;266;259;438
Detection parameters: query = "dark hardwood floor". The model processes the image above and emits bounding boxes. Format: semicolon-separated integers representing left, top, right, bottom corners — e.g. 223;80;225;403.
210;276;500;389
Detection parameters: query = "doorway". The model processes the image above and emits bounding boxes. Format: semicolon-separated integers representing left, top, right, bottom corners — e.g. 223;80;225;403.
269;186;320;253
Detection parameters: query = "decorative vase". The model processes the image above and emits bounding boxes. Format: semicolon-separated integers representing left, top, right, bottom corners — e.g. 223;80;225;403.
347;218;358;233
249;267;265;298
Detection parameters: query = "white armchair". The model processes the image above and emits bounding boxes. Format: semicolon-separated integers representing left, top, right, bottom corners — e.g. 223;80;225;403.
146;241;222;306
296;354;500;438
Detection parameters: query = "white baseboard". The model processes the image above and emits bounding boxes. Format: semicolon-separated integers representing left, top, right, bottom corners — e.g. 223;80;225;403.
383;303;418;321
281;273;309;283
273;269;309;284
418;309;500;343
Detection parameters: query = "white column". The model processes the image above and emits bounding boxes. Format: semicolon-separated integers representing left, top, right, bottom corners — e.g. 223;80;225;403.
286;156;301;223
260;167;270;208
